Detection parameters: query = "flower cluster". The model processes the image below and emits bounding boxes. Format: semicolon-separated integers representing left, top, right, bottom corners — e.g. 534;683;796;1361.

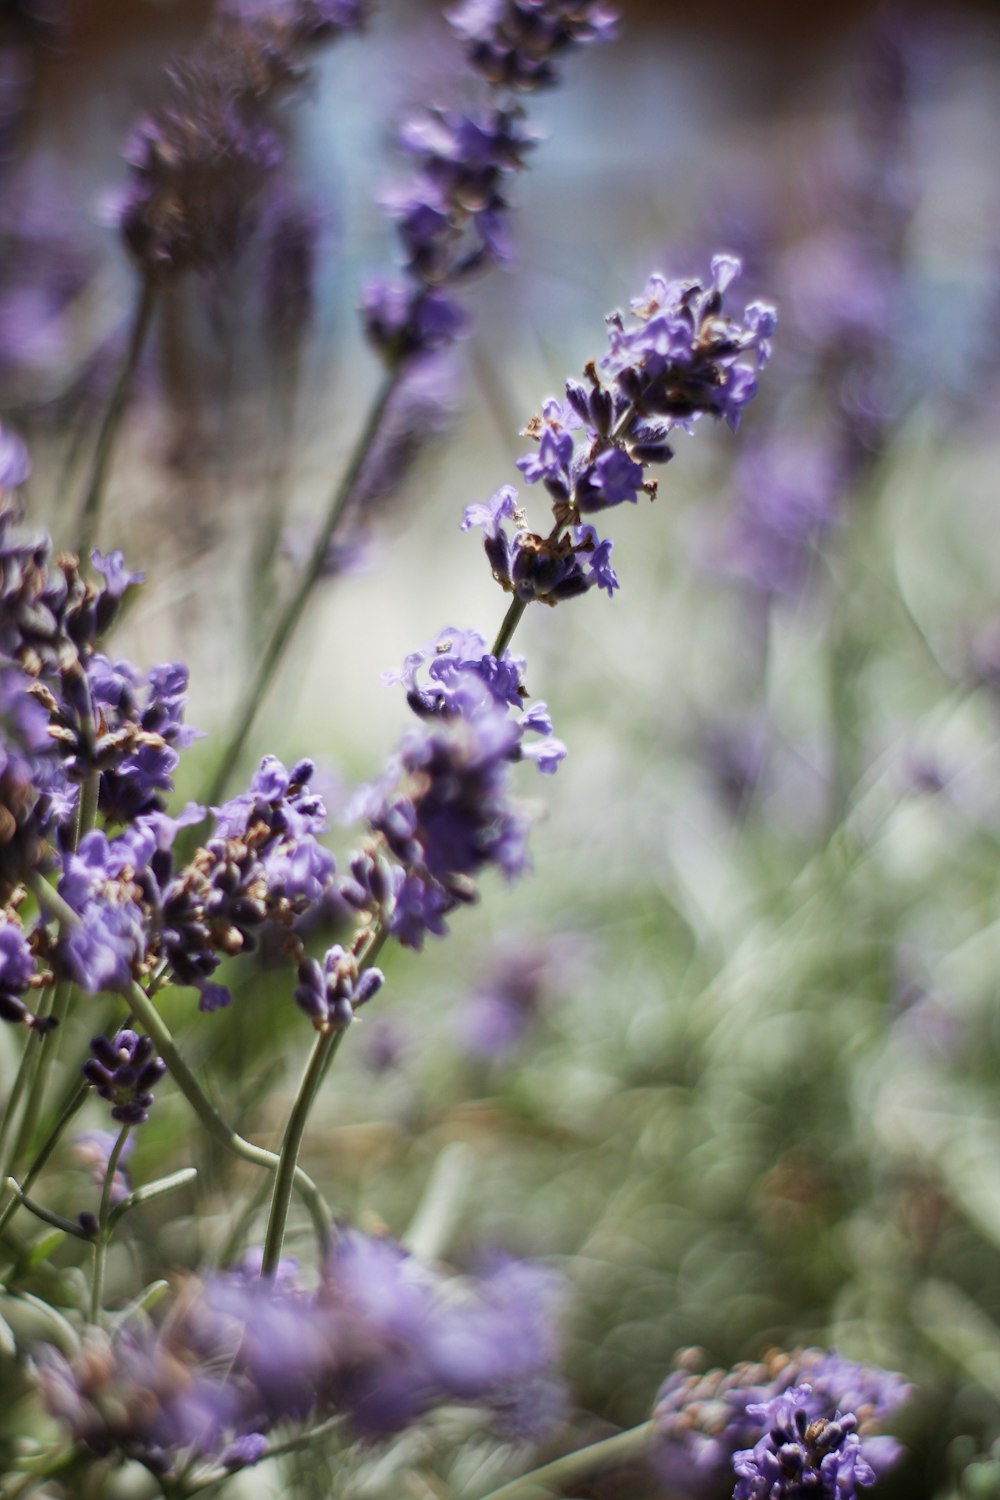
0;481;148;904
449;0;619;91
83;1029;166;1125
651;1347;910;1497
346;627;564;948
34;1233;563;1474
362;0;617;363
464;257;776;603
733;1388;875;1500
118;2;370;277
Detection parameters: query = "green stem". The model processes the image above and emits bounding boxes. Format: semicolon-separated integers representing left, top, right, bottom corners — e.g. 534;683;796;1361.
75;275;157;559
492;596;529;659
91;1123;130;1322
476;1421;653;1500
14;769;99;1168
204;369;401;806
0;1023;46;1182
260;1026;345;1277
10;978;74;1168
121;981;331;1256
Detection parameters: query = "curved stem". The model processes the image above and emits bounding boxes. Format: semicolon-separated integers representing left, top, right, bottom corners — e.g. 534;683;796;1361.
91;1122;130;1322
259;1026;345;1276
204;369;401;806
75;275;157;559
121;981;331;1256
476;1421;653;1500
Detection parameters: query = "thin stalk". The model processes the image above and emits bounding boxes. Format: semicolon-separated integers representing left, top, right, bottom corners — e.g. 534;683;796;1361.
476;1421;653;1500
258;571;540;1278
75;275;157;559
91;1123;130;1322
204;369;401;806
0;1023;46;1181
10;979;74;1167
491;596;528;658
121;980;331;1255
259;1026;345;1277
15;772;100;1166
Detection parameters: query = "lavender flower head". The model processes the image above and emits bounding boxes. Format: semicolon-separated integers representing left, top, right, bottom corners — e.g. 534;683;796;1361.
732;1387;874;1500
652;1348;910;1497
465;258;775;603
83;1029;166;1124
348;628;565;948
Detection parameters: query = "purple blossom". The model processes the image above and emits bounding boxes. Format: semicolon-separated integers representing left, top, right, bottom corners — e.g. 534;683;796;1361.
292;945;384;1029
71;1130;135;1210
733;1387;875;1500
651;1349;910;1498
83;1029;166;1125
447;0;619;91
352;632;564;946
0;422;30;491
362;277;469;362
0;915;41;1028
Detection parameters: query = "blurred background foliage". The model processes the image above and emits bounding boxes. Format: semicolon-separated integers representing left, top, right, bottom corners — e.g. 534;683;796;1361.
4;0;1000;1496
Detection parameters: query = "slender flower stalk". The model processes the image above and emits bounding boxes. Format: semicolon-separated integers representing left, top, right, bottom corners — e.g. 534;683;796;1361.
259;1027;346;1276
476;1421;653;1500
119;979;332;1254
73;276;157;559
203;368;401;805
90;1122;131;1322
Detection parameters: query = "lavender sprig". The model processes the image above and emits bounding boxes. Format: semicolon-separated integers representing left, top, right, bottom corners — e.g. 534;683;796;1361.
258;256;774;1273
206;1;620;807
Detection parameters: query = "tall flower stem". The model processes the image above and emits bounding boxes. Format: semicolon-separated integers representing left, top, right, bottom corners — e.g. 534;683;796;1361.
75;275;158;559
256;574;535;1279
476;1421;653;1500
90;1122;131;1322
14;772;102;1166
119;980;332;1255
203;369;401;806
259;1026;345;1277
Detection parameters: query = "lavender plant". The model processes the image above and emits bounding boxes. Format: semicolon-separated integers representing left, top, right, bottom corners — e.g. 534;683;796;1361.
3;4;971;1498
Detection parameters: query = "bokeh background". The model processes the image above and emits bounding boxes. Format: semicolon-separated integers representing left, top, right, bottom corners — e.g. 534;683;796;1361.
5;0;1000;1495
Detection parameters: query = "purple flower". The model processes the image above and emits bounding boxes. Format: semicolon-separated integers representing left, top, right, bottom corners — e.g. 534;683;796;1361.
0;915;42;1028
447;0;619;91
352;631;564;947
0;422;30;491
651;1349;910;1498
322;1232;565;1438
362;277;469;362
83;1030;166;1125
733;1388;875;1500
72;1130;135;1206
292;946;384;1029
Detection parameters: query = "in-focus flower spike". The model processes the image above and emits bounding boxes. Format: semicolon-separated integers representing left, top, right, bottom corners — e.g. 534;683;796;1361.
465;258;775;603
83;1029;166;1125
733;1387;875;1500
349;629;564;948
651;1348;910;1498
